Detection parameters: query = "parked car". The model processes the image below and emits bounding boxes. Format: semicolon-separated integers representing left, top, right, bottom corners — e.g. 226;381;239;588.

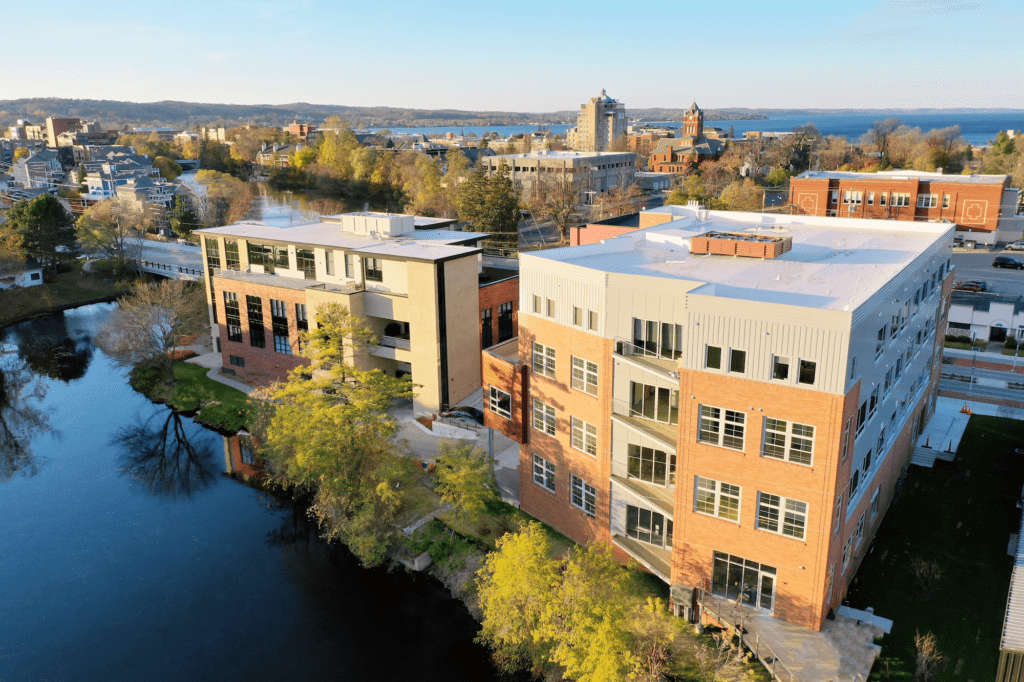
953;280;988;292
440;406;485;425
993;256;1024;269
1005;241;1024;251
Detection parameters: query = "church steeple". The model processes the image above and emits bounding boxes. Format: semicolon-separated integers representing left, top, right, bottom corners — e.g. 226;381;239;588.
683;101;703;139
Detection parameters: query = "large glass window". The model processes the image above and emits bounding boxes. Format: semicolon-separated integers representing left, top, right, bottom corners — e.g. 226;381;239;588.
204;237;220;271
246;295;265;348
224;240;240;270
248;243;288;274
364;257;383;282
481;308;493;349
532;342;556;378
626;504;672;548
629;382;679;425
570;475;596;517
295;303;308;332
756;492;808;539
712;551;776;611
224;291;242;343
270;299;291;354
762;418;814;466
296;248;316;280
532;454;555;492
498;302;514;342
627;444;675;486
698;405;745;450
631;318;682;359
695;476;740;521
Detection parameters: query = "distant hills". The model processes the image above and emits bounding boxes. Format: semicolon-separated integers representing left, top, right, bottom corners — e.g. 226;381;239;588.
1;98;1021;131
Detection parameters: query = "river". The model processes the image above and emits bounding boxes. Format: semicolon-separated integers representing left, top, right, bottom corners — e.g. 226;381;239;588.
0;303;507;681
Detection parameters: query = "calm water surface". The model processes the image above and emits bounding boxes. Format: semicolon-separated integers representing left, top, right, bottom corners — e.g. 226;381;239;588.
0;303;504;681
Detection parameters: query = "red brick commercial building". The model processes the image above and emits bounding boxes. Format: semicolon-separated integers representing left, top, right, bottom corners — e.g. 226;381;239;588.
649;103;724;174
484;203;953;633
196;212;517;414
790;169;1023;245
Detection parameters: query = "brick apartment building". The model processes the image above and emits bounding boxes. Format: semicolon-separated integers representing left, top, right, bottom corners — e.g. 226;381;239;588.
196;212;517;413
483;203;953;631
790;169;1023;245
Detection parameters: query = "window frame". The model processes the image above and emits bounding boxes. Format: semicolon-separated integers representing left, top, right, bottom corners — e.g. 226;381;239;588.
798;359;816;385
570;416;597;456
694;476;741;522
532;454;555;492
698;405;745;451
532;342;556;379
570;474;596;517
772;355;790;381
532;398;556;436
756;491;808;540
706;345;722;370
762;417;815;466
363;257;383;282
571;356;598;396
488;385;511;420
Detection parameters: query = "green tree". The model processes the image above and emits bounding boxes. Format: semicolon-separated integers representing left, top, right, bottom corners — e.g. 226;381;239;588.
765;167;790;187
719;178;764;212
195;169;252;226
0;195;79;270
435;440;497;538
664;188;688;205
254;303;415;567
482;161;521;240
455;164;489;227
476;522;560;674
77;198;147;268
153;155;183;181
168;196;200;239
12;147;30;163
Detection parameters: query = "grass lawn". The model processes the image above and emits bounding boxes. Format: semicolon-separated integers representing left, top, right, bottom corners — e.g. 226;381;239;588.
132;360;250;432
846;414;1024;681
0;262;119;326
944;341;987;351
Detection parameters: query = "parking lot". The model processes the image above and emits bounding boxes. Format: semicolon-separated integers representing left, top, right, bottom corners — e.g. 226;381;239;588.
952;249;1024;296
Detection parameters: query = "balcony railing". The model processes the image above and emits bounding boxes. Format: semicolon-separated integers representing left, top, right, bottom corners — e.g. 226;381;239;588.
613;337;680;378
379;335;411;350
611;398;678;448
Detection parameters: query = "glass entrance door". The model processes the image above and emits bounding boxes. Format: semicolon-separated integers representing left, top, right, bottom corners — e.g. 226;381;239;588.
711;551;776;612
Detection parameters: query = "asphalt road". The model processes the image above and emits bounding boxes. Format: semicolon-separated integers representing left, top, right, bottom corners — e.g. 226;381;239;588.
951;249;1024;296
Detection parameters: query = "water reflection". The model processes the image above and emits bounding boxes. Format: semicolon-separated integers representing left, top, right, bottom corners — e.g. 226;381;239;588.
113;410;219;498
0;344;50;480
10;311;94;382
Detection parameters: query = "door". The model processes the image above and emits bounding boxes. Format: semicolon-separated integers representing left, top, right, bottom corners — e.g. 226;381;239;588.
990;325;1008;343
712;552;776;612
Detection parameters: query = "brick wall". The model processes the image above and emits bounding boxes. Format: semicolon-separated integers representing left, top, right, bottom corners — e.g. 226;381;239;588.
482;346;528;443
479;276;519;347
212;276;309;386
569;223;638;246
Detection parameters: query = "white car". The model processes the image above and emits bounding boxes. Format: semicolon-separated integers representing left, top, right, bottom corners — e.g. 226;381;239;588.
1005;241;1024;251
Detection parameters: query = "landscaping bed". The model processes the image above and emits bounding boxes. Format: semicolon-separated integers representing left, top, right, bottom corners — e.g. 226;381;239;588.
846;414;1024;681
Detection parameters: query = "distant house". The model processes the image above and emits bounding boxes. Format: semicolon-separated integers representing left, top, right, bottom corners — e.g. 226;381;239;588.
0;257;44;289
255;143;299;168
10;149;65;190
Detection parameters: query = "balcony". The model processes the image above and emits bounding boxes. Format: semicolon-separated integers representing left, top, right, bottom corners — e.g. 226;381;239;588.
613;338;680;381
611;534;671;583
611;399;678;450
611;475;675;518
379;335;411;350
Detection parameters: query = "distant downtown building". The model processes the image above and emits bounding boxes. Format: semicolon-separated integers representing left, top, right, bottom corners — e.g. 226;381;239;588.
479;150;637;201
566;90;627;152
482;203;952;631
196;212;518;413
790;169;1023;245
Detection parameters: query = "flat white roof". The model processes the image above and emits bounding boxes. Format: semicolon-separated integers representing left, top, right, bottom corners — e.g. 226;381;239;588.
486;150;634;160
526;205;952;312
799;169;1007;186
196;221;483;262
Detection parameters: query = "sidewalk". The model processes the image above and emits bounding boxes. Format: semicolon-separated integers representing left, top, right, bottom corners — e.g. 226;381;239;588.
914;397;1007;467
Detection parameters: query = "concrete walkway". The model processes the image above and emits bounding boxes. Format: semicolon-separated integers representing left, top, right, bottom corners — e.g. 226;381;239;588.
913;396;1007;467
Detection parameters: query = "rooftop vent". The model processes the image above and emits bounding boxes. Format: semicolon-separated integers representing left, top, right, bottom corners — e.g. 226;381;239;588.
690;231;793;259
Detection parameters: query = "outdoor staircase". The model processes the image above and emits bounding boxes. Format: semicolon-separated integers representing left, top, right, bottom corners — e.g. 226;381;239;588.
911;445;957;468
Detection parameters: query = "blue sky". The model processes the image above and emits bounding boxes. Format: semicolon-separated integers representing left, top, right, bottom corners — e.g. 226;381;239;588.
2;0;1022;111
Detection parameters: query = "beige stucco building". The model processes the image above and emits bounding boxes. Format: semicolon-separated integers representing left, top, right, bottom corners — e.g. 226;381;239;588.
567;90;627;152
479;150;637;201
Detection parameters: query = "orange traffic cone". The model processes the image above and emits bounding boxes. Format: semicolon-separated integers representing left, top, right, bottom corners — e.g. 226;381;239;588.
924;436;931;448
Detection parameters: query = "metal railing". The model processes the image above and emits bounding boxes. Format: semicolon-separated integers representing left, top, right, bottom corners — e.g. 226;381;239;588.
379;335;411;350
699;589;797;682
613;336;682;362
136;260;204;277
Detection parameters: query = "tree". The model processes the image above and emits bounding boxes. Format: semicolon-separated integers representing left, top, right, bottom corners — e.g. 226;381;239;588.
628;598;676;682
665;188;688;205
195;169;252;226
914;631;944;682
153;155;182;181
97;279;208;377
911;556;943;601
435;440;497;539
0;195;79;270
765;167;790;187
476;522;560;674
864;117;902;166
77;198;147;269
168;196;200;239
12;147;30;163
253;303;415;567
719;179;764;212
692;632;742;682
456;161;520;240
526;173;583;241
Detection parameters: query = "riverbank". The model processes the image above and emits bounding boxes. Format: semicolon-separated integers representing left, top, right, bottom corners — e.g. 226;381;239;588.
130;359;250;434
0;263;121;329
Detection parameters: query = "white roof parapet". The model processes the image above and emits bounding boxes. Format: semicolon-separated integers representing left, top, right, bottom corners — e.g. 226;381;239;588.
1001;511;1024;652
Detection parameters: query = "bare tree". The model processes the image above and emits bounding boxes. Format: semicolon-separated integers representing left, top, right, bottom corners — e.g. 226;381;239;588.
864;118;902;163
914;630;944;682
911;557;943;601
97;279;208;377
692;631;742;682
526;174;584;242
77;198;147;271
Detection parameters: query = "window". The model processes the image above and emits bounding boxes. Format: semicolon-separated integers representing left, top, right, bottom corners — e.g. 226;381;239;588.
532;399;556;435
323;250;333;276
295;303;308;332
870;488;880;517
546;299;555;318
772;355;790;381
942;194;950;209
869;386;880;416
632;319;683;359
30;272;40;280
296;248;316;280
855;514;866;545
843;536;854;568
917;194;938;208
883;367;893;395
730;349;746;374
892;193;910;207
248;243;287;273
224;292;242;343
364;257;383;282
246;295;265;348
481;308;493;349
695;476;741;521
532;295;541;314
205;237;221;271
877;427;885;455
498;302;514;342
830;190;839;204
532;454;555;492
843;190;862;205
706;345;722;369
628;444;675;486
842;417;852;459
344;253;353;278
849;469;860;497
630;382;679;424
573;306;583;327
876;326;885;359
756;492;808;540
879;192;887;207
762;418;815;465
863;448;872;473
626;505;672;547
532;342;556;378
571;417;597;456
850;355;857;380
229;355;245;367
833;494;843;534
798;360;816;385
589;310;599;331
857;401;868;435
224;240;240;270
698;405;745;450
571;356;598;395
488;386;511;419
867;192;874;205
270;299;291;354
570;475;596;517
